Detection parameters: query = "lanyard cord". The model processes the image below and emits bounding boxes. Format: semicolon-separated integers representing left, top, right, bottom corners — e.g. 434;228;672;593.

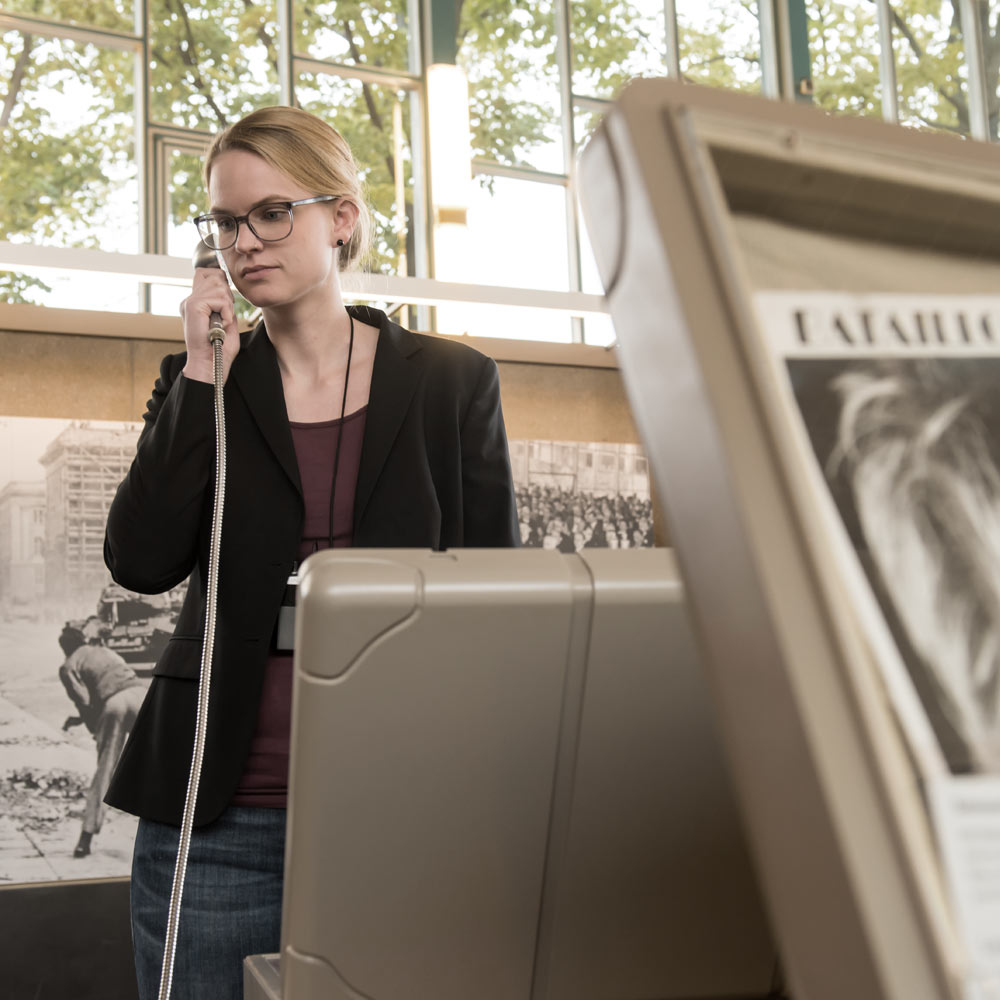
327;312;355;548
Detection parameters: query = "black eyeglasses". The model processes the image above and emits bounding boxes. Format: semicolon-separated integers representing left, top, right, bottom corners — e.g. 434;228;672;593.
194;195;339;250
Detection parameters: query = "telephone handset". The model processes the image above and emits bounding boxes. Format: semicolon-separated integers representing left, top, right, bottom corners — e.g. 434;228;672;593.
157;245;230;1000
191;243;228;344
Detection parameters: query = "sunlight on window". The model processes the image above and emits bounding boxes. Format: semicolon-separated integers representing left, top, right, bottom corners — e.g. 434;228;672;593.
808;0;884;117
434;175;573;342
571;0;668;101
292;0;416;71
459;0;563;173
0;29;138;309
578;216;615;347
677;0;763;92
167;147;208;259
460;175;568;290
891;0;971;136
2;0;134;33
147;0;279;131
435;302;575;343
1;270;143;312
297;73;416;277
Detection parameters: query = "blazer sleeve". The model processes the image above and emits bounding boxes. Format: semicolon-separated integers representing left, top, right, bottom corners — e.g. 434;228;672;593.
459;356;521;547
104;353;217;594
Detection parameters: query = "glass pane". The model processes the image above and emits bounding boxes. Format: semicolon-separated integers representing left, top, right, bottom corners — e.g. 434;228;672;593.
988;0;1000;137
292;0;416;72
807;0;883;117
0;29;138;308
434;175;571;341
148;0;279;130
0;270;142;312
577;217;615;347
296;73;416;276
571;0;667;100
574;104;607;154
441;175;569;289
435;303;574;342
150;282;188;316
894;0;972;135
166;146;258;323
167;146;209;258
677;0;762;92
582;313;616;346
458;0;563;173
2;0;134;33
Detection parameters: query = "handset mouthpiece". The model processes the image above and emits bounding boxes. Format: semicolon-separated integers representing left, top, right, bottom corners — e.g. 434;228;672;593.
193;242;227;344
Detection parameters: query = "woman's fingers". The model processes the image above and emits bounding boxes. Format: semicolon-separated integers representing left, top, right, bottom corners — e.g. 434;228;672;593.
180;271;241;384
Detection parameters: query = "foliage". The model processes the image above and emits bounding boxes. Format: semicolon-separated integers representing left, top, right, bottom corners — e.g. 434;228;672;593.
1;0;138;302
572;0;668;99
457;0;560;168
1;0;132;32
2;0;1000;307
795;1;997;136
678;1;763;93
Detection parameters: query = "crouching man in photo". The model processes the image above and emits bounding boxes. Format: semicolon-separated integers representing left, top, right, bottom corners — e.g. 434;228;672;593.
58;628;146;857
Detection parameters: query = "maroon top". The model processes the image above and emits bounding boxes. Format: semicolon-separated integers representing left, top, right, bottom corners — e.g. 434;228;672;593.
231;405;368;808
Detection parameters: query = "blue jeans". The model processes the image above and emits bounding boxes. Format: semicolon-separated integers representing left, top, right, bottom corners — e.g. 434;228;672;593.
131;806;286;1000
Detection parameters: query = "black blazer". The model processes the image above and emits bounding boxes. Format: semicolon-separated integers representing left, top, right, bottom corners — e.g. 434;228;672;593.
104;305;519;825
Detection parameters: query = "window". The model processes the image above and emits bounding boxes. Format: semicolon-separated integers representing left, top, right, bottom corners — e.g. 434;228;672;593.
293;0;417;72
296;72;417;277
3;0;134;32
147;0;280;131
571;0;668;101
1;23;139;310
460;0;562;173
2;1;998;336
677;0;762;93
893;1;976;136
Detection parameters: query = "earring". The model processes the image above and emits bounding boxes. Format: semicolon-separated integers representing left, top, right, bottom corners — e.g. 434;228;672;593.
336;239;345;247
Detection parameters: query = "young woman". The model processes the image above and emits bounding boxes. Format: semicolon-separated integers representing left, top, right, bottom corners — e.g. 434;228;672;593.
103;105;520;999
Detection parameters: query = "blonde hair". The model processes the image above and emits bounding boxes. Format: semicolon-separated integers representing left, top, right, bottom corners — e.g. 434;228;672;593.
204;105;371;271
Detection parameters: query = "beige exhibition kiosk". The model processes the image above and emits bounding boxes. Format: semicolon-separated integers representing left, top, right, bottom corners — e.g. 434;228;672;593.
245;79;1000;1000
245;547;780;1000
577;79;1000;1000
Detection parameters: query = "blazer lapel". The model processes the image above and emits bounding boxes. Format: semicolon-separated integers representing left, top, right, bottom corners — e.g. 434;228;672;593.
230;323;302;495
353;306;422;526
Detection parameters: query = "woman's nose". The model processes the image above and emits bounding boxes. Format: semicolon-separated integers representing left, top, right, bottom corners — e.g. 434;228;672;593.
234;221;264;253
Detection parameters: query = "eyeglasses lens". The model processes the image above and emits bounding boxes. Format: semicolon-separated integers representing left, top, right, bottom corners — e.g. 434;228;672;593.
199;205;293;249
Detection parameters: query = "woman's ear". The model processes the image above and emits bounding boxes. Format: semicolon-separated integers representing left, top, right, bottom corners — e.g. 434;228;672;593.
332;197;360;247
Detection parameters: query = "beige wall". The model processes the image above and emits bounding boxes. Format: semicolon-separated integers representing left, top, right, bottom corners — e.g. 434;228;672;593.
0;306;668;544
0;306;638;445
2;330;174;422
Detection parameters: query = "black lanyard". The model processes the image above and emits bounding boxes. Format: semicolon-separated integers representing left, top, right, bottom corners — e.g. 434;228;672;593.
327;311;355;548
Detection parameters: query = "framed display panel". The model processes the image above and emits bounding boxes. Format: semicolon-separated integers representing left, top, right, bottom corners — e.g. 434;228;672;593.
579;79;1000;1000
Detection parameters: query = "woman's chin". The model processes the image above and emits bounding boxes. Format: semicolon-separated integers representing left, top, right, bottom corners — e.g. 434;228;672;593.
239;288;280;310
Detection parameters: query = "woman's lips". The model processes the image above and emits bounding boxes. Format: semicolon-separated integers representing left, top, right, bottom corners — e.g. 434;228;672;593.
242;265;276;279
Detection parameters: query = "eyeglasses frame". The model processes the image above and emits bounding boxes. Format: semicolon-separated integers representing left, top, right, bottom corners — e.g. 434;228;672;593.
194;195;341;250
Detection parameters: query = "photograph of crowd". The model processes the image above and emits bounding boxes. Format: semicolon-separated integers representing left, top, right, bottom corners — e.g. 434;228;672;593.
509;438;654;552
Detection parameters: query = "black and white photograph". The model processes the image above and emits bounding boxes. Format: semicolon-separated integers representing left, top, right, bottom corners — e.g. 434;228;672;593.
0;417;154;884
788;356;1000;777
0;418;652;887
509;438;654;551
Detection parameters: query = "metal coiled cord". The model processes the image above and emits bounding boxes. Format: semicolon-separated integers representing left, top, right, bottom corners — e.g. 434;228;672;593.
158;327;227;1000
